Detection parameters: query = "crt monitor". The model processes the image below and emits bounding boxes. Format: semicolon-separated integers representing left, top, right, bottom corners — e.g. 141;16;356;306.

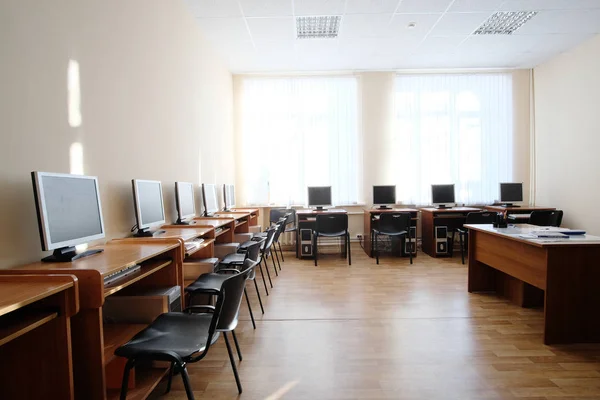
499;182;523;206
132;179;166;237
431;184;455;209
202;183;218;216
223;184;235;211
31;171;105;262
307;186;332;211
373;185;396;209
175;181;195;224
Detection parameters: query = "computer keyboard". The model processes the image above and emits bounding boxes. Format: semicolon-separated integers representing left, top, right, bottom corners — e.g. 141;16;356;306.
184;238;205;253
215;227;223;234
104;264;141;286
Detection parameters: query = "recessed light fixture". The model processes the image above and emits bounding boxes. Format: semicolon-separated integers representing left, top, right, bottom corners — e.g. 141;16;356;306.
296;16;341;39
473;11;537;35
407;22;416;29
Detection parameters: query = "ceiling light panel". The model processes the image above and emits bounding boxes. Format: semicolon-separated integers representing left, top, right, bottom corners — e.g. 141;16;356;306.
296;16;341;39
474;11;538;35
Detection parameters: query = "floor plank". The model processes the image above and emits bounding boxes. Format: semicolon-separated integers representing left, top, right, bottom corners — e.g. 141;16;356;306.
149;249;600;399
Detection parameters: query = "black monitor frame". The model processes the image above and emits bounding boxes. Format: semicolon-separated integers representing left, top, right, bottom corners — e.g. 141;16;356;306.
431;184;455;209
307;186;332;211
373;185;396;209
499;182;523;207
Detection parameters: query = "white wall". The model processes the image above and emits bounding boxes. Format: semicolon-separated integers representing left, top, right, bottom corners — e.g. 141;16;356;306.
0;0;234;267
534;34;600;234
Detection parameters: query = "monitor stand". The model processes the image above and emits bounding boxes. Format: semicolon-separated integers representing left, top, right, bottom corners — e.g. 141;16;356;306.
315;206;327;211
377;205;391;210
134;228;166;237
42;246;104;263
174;218;190;225
435;204;452;209
500;203;519;208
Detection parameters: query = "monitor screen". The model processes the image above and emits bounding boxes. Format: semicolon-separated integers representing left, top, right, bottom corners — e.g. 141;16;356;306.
32;172;105;251
132;179;165;229
175;182;195;220
500;183;523;203
224;184;235;209
308;186;332;207
432;184;455;204
202;183;218;214
373;185;396;205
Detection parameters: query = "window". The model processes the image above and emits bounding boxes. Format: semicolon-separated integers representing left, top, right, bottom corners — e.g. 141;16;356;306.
238;76;361;206
394;73;513;205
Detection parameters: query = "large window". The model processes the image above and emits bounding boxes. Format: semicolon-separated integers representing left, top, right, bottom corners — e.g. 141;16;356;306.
394;73;513;205
238;76;360;206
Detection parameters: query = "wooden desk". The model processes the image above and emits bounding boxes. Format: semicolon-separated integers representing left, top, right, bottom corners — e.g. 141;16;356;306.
296;209;348;259
189;217;236;243
467;224;600;344
484;205;556;224
7;242;182;400
228;208;260;227
363;208;419;258
214;212;251;234
420;207;481;257
0;274;78;399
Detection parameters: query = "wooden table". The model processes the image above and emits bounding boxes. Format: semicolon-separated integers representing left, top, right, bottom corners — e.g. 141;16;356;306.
466;223;600;344
189;217;236;243
214;212;251;233
363;208;419;258
420;207;481;257
6;242;182;400
226;208;260;227
0;274;79;399
484;205;556;224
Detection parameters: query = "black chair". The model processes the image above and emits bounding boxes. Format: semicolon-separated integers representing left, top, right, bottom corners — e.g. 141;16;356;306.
269;208;297;261
243;225;278;291
115;262;252;398
255;216;288;272
453;211;496;264
314;213;351;266
371;212;413;265
220;237;266;314
529;210;563;227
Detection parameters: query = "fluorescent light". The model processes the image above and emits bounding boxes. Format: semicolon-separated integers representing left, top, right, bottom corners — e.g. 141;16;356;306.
296;16;341;39
473;11;537;35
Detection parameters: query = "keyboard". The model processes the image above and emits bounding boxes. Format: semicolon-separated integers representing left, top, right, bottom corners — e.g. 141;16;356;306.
508;214;531;220
184;238;205;253
104;264;141;286
215;227;223;234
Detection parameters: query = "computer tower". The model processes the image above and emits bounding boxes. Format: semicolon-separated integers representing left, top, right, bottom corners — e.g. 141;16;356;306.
102;286;182;324
300;228;313;257
404;226;417;255
435;226;449;255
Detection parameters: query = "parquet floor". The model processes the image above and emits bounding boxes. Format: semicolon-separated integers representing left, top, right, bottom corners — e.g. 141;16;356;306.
152;247;600;400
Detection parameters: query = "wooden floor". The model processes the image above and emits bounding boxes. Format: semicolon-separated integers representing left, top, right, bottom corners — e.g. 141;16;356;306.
151;247;600;400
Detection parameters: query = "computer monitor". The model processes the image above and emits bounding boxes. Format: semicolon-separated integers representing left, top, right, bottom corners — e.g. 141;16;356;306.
431;184;455;209
132;179;166;237
307;186;332;211
202;183;218;216
223;184;235;211
499;182;523;207
31;171;105;262
175;181;196;224
373;185;396;209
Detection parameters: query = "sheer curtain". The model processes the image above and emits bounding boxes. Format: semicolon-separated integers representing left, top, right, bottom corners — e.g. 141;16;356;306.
394;73;513;205
238;76;360;206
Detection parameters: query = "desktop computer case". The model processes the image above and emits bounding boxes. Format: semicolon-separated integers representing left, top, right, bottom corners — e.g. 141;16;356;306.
300;228;313;256
435;226;449;255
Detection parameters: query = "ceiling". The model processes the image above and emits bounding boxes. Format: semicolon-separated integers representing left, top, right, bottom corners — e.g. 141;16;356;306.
185;0;600;72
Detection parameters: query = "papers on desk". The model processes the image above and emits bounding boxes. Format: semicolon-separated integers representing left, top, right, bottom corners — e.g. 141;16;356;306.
519;228;586;240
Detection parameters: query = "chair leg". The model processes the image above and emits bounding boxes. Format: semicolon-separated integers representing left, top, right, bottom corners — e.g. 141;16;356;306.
273;249;281;275
253;278;265;314
314;234;318;266
278;242;285;263
223;332;243;394
347;232;351;265
165;362;175;394
258;259;269;295
232;329;243;361
179;365;195;400
271;253;278;277
451;229;456;257
120;358;136;400
244;288;256;329
263;258;273;288
375;232;379;265
460;232;465;265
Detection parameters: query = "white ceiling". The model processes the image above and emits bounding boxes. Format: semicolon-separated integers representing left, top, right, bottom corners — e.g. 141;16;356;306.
185;0;600;72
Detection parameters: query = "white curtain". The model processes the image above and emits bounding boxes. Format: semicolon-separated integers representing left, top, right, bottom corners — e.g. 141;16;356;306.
239;76;360;206
394;73;513;205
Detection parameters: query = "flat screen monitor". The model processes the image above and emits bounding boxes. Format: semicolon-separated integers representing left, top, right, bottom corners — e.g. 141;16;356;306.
202;183;218;216
307;186;332;211
31;171;105;262
223;184;235;211
431;184;455;208
132;179;166;236
373;185;396;208
499;182;523;206
175;182;195;224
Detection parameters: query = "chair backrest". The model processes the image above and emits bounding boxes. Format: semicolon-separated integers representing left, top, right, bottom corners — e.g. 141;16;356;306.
272;217;288;242
216;259;253;331
315;213;348;235
245;237;264;263
530;210;563;227
378;212;411;235
261;225;278;255
465;212;496;225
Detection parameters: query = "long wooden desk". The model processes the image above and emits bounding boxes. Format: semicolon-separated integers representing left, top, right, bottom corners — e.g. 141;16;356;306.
363;208;419;258
0;274;79;399
189;217;236;243
484;205;556;224
214;212;251;234
7;242;182;400
467;224;600;344
420;207;481;257
296;209;348;259
227;208;260;227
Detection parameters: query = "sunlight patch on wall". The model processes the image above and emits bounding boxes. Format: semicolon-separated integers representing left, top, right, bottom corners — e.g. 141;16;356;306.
68;59;82;128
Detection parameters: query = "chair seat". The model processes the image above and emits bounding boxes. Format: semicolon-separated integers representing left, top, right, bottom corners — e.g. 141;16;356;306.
185;273;229;294
373;229;407;236
221;253;245;265
317;231;346;237
115;312;219;361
